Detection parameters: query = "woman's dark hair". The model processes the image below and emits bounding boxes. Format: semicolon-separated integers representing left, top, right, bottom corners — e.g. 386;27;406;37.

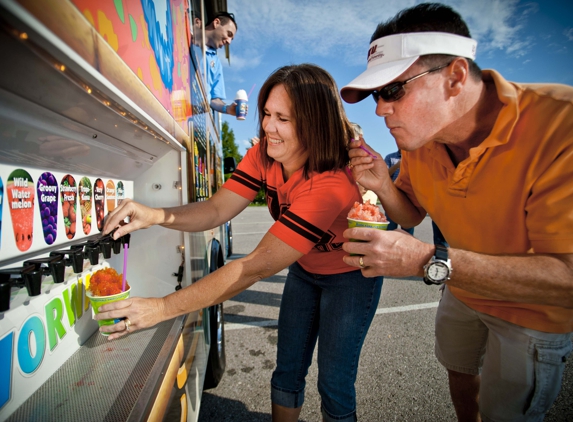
371;3;482;80
257;64;353;178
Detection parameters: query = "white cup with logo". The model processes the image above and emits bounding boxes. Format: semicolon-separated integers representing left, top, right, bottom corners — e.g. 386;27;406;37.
235;89;248;120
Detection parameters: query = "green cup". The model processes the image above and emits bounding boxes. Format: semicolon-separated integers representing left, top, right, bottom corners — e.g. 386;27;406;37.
87;288;131;335
347;218;390;231
347;218;390;255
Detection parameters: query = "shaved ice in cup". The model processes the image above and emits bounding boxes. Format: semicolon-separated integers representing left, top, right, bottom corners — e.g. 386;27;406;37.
347;201;389;254
347;200;388;228
87;268;130;335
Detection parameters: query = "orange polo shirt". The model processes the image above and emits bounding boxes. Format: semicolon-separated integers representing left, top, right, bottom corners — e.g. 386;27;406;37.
396;70;573;333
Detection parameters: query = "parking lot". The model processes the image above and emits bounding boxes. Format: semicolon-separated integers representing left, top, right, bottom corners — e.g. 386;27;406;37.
199;206;572;421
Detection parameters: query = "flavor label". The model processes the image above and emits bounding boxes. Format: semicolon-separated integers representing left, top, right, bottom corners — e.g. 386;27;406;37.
94;178;105;232
117;181;125;205
37;172;58;245
60;174;77;239
106;180;116;212
7;169;34;252
78;177;92;235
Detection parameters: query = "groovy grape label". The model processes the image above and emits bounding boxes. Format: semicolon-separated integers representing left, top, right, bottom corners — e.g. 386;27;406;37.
7;170;35;252
37;173;58;245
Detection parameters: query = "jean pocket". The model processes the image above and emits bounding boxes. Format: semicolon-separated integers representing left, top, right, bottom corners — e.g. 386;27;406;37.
525;339;572;417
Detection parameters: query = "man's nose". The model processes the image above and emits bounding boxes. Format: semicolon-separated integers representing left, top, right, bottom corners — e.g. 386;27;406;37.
375;99;393;117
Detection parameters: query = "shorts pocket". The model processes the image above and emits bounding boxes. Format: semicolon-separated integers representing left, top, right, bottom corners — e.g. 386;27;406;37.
525;339;572;416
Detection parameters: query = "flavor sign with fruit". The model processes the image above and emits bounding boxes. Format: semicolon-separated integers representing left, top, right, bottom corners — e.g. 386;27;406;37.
0;164;133;262
7;170;34;252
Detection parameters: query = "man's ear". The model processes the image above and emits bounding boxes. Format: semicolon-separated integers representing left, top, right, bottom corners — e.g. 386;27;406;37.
447;58;469;97
211;17;221;29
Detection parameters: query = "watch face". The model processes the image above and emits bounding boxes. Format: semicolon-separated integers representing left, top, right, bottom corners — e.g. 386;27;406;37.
428;262;449;281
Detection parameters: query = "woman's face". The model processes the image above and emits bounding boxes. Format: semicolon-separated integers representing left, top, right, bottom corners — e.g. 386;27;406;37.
262;84;308;177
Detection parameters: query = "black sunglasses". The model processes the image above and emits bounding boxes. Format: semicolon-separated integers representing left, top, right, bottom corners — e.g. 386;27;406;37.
372;62;451;103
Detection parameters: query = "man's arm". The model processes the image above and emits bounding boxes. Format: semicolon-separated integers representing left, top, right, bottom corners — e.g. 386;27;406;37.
210;97;236;116
342;228;573;309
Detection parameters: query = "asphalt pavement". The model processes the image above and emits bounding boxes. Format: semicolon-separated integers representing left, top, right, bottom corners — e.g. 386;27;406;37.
198;206;572;421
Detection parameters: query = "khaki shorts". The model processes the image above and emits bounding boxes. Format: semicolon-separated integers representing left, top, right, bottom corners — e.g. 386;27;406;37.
435;286;572;422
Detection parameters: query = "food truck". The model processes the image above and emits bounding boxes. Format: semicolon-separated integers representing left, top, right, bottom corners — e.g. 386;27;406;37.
0;0;232;420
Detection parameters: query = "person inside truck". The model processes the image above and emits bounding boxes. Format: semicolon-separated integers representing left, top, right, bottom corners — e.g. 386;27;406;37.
191;11;243;118
99;64;383;422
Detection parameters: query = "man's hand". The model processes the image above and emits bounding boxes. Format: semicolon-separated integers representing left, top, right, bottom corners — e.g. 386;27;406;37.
342;227;434;277
348;139;392;193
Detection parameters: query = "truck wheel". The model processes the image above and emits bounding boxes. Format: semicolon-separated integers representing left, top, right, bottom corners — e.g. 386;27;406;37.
203;301;226;390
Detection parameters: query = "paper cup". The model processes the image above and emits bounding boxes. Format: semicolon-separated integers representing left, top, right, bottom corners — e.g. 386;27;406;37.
87;288;130;335
235;99;248;120
347;218;390;230
347;218;389;255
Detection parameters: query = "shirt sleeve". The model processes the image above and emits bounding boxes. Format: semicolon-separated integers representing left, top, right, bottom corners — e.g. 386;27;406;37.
526;128;573;253
209;54;226;101
223;145;263;201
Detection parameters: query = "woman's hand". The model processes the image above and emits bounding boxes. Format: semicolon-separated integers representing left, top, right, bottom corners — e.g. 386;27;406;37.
342;227;434;278
95;297;165;340
103;199;164;239
348;139;390;193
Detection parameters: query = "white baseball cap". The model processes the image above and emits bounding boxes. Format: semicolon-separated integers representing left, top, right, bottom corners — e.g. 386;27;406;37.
341;32;477;104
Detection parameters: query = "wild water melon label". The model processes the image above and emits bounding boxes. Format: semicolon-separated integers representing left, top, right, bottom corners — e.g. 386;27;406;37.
7;169;34;251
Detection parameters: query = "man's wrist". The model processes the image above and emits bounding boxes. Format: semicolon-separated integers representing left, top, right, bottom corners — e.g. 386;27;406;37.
222;104;227;114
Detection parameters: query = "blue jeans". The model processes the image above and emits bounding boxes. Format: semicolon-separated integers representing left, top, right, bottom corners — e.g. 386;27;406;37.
271;262;383;421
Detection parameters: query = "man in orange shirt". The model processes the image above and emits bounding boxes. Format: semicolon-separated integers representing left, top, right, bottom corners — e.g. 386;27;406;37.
341;3;573;421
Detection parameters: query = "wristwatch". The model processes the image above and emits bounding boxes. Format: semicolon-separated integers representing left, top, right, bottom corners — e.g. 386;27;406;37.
423;245;452;285
222;104;227;114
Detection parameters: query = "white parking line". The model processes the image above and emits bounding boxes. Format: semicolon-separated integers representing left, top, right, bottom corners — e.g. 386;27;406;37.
234;231;271;235
224;301;439;331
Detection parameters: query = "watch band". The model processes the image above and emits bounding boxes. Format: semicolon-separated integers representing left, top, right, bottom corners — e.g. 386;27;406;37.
435;245;448;261
222;104;227;114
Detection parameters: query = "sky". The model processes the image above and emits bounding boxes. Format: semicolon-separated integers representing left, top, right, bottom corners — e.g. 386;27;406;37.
218;0;573;159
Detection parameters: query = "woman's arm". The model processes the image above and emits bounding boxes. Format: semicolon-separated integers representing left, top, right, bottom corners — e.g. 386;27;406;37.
96;231;304;339
103;187;251;238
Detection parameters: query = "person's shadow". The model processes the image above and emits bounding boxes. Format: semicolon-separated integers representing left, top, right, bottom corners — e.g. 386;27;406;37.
198;393;269;421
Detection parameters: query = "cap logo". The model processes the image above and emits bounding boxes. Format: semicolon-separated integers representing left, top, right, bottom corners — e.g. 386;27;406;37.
367;45;378;60
367;44;386;64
